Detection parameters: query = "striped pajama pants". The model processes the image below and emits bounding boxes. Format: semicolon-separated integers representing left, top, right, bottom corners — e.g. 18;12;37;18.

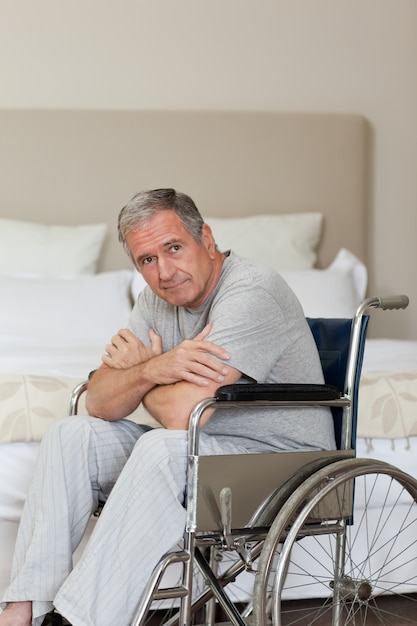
1;415;249;626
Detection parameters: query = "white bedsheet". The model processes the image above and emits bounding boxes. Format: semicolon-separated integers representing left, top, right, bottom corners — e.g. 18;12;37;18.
0;442;40;522
0;339;102;378
0;441;96;597
3;337;416;377
363;337;417;372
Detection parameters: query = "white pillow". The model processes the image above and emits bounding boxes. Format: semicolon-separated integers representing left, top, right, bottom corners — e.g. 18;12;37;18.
327;248;367;303
130;248;366;319
204;213;323;270
130;270;148;302
0;218;107;275
0;271;133;345
280;249;367;318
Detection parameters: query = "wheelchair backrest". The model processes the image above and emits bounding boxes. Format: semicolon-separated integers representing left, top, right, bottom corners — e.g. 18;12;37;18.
307;317;369;450
194;316;369;531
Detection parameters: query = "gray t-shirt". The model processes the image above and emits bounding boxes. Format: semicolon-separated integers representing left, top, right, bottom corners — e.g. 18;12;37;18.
128;252;336;452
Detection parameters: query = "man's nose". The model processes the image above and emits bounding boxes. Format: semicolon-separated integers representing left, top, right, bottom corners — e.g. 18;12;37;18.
158;257;175;281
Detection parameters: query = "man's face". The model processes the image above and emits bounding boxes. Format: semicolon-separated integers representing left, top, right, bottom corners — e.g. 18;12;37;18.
126;210;219;308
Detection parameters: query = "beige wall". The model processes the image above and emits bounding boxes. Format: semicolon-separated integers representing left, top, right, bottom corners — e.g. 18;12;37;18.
0;0;416;338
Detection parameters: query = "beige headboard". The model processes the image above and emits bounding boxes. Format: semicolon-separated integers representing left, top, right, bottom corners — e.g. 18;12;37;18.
0;110;368;272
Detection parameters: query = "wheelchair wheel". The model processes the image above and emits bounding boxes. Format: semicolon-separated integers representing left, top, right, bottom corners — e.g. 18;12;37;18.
253;458;417;625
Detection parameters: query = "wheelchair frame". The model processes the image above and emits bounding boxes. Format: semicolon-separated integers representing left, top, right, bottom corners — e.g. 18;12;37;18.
70;295;417;625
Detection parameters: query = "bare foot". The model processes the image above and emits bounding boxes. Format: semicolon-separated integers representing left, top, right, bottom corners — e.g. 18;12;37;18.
0;601;32;626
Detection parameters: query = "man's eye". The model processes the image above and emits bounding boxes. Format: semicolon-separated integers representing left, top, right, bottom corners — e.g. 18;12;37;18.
171;245;181;252
142;257;154;265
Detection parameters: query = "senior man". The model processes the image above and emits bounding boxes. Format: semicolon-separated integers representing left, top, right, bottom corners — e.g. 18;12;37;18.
0;188;335;626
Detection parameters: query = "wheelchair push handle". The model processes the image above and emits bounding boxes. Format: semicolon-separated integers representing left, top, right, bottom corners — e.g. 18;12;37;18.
358;294;409;316
378;295;409;310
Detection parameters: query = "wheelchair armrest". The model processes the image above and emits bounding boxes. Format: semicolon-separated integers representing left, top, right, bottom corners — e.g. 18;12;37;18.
215;383;341;402
69;380;89;415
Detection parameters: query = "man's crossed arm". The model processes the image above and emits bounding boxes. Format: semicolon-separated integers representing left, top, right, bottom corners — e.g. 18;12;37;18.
85;325;241;428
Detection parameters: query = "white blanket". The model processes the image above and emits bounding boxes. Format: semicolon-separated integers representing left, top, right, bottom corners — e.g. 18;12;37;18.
357;338;417;440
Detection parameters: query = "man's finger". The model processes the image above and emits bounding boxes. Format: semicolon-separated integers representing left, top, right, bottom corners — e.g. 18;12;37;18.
149;328;163;354
118;328;135;343
193;324;212;341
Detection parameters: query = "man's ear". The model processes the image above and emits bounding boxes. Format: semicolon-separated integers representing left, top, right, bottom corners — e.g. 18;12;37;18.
201;223;217;257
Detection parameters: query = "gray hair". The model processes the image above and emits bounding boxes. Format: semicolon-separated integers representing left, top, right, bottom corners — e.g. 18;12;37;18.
118;188;205;258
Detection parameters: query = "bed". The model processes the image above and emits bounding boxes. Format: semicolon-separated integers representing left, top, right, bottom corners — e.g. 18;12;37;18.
0;109;415;601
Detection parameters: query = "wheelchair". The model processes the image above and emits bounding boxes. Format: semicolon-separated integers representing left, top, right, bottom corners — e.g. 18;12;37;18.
69;295;417;625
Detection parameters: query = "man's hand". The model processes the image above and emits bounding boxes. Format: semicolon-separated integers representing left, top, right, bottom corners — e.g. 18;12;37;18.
101;324;230;387
86;324;230;421
142;324;239;429
102;329;162;369
143;324;230;387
